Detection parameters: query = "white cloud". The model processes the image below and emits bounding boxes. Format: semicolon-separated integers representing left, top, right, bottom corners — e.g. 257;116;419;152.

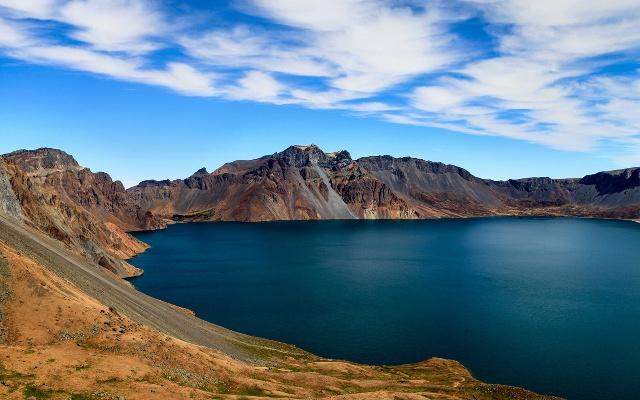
0;0;165;53
0;0;639;165
0;17;34;47
9;45;216;95
473;0;640;27
59;0;165;53
0;0;58;19
181;26;334;77
404;0;640;158
413;86;466;112
0;0;215;95
288;88;361;109
226;71;284;102
243;0;461;93
146;63;216;96
245;0;369;31
343;101;399;113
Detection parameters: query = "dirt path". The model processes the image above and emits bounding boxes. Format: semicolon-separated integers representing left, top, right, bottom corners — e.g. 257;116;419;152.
0;214;307;363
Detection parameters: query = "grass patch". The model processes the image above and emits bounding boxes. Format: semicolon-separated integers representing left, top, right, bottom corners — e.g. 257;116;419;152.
0;363;34;381
210;382;274;398
227;335;311;364
70;393;92;400
22;384;58;399
23;384;91;400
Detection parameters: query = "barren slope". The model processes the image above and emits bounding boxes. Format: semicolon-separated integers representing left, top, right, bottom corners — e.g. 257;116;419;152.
0;150;164;278
127;145;640;222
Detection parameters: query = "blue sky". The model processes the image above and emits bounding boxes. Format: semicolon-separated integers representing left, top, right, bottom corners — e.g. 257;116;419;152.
1;1;639;187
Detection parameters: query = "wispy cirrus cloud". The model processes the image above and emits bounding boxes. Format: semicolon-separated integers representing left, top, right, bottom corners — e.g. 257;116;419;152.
407;0;640;160
0;0;639;165
244;0;461;93
58;0;165;53
0;0;216;95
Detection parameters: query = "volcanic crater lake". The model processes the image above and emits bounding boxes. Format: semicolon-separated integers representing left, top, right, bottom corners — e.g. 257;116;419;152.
131;218;640;400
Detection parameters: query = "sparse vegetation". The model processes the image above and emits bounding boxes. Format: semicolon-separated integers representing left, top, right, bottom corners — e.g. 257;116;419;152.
22;384;57;399
69;394;92;400
96;376;121;384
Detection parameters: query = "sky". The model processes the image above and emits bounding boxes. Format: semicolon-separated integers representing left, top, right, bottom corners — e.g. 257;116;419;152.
1;0;639;187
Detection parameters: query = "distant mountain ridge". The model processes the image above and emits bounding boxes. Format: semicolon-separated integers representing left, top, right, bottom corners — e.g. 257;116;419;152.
128;144;640;222
1;145;638;277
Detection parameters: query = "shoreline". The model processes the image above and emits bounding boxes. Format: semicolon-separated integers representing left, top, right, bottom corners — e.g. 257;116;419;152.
125;215;639;399
127;214;640;231
0;213;562;399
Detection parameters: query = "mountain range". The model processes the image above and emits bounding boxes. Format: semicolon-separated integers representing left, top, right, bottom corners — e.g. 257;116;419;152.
1;145;638;277
1;144;634;399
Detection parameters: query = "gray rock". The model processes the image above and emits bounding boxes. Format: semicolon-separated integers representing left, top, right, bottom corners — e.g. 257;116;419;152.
0;163;22;221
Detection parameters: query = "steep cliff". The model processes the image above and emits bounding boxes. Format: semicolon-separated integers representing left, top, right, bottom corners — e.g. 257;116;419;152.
0;148;163;277
0;160;22;221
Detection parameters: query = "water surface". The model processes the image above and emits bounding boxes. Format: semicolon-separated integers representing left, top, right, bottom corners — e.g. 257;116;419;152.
131;218;640;400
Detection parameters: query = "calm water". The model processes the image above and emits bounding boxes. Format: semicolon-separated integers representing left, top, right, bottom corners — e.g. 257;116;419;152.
131;218;640;400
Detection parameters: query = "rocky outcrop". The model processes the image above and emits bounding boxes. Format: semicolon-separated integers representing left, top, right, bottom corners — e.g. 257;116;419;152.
127;145;359;221
0;149;162;278
0;161;22;221
578;168;639;194
357;156;504;217
3;148;164;231
4;147;81;173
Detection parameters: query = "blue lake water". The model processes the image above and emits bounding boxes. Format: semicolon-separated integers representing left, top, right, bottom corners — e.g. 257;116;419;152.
131;218;640;400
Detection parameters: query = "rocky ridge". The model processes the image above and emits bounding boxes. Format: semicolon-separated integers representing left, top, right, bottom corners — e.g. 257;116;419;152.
0;148;164;277
128;144;640;222
1;145;638;277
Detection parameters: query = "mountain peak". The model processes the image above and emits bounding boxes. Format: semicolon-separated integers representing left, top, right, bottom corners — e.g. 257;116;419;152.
191;167;209;176
579;167;640;194
275;144;352;168
2;147;80;172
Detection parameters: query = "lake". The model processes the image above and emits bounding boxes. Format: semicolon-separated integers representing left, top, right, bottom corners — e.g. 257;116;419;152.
131;218;640;400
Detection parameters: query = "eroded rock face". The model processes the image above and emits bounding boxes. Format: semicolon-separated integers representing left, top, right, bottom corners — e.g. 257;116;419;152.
127;145;640;222
579;168;640;195
127;145;358;221
3;147;80;172
0;161;22;221
3;149;164;231
0;148;162;278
